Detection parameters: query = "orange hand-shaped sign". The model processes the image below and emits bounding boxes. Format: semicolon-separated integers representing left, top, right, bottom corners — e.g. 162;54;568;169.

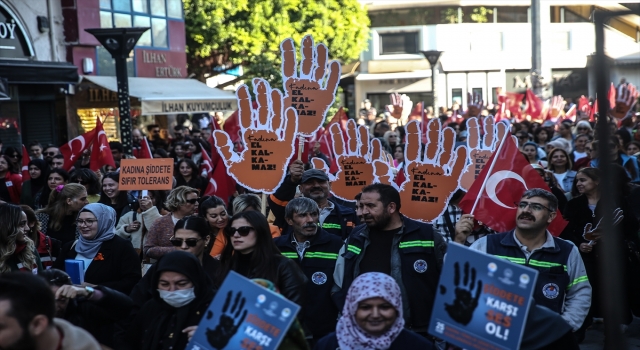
311;119;393;202
611;83;639;119
460;117;509;191
281;35;341;136
396;119;467;222
213;79;298;193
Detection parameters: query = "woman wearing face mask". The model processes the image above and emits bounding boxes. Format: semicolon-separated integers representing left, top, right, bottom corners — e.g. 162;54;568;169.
36;183;89;245
198;196;228;256
175;159;207;195
0;204;43;273
34;168;69;209
315;272;432;350
99;172;135;222
53;203;141;294
20;159;49;208
126;251;215;350
0;155;22;204
217;211;306;308
21;205;61;270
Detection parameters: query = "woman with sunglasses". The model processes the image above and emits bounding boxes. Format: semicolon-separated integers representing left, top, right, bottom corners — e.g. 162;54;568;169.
53;203;141;294
144;186;200;261
0;155;22;204
36;183;88;245
20;159;49;208
34;168;70;209
70;168;101;203
0;203;42;274
217;211;306;308
3;146;22;174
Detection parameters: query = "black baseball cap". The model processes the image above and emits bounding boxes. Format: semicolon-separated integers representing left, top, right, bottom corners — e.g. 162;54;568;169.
301;169;329;183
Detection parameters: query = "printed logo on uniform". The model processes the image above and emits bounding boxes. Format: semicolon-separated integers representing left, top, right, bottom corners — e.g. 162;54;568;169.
414;259;428;273
542;283;560;299
311;272;328;285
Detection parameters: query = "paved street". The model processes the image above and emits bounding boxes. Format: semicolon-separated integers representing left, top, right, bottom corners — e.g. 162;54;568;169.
581;317;640;349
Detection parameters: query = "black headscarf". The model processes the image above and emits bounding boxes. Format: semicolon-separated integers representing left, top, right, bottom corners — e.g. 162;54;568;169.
28;159;49;196
143;251;215;350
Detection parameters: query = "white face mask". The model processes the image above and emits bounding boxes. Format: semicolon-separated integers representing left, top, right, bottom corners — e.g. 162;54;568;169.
158;287;196;308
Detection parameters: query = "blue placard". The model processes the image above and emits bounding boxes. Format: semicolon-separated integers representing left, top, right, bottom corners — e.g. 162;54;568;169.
186;271;301;350
64;259;84;285
428;243;538;350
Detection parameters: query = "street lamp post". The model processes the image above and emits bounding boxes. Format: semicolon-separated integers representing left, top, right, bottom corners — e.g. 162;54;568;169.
85;27;149;157
421;50;443;118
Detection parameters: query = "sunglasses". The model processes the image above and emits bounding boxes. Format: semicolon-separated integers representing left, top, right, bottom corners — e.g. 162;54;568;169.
185;198;199;204
169;237;202;247
226;226;254;237
44;152;57;156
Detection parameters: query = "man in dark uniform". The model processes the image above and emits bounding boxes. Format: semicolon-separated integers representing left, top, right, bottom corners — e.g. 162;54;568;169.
332;183;446;340
274;197;343;345
268;160;358;239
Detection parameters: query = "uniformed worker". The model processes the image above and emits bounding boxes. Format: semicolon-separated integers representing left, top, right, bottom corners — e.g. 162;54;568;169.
456;188;591;332
274;197;343;344
332;183;446;341
268;161;358;239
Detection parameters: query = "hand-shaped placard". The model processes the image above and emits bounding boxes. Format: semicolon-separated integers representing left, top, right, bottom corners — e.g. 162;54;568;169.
460;116;508;191
548;95;566;120
311;119;392;201
465;91;484;118
394;119;467;222
281;35;340;136
611;83;639;119
213;79;298;193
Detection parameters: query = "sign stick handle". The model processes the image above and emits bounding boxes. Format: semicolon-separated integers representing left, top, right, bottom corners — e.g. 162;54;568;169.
297;136;305;161
261;193;267;216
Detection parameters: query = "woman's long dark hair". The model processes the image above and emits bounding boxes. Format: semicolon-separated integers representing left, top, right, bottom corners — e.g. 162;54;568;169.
98;172;129;211
70;168;101;196
217;211;281;284
38;169;69;209
174;215;210;239
28;159;49;195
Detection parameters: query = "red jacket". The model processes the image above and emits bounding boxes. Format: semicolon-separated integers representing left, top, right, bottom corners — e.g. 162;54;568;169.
1;173;22;204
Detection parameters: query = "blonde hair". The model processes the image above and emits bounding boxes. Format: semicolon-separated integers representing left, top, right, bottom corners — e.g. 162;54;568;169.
36;183;87;232
164;186;198;212
0;204;37;274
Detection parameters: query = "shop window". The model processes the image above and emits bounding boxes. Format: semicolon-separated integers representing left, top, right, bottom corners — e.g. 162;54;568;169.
134;16;152;46
472;88;483;100
369;8;435;27
152;18;168;48
496;7;528;23
100;11;113;28
113;13;132;28
167;0;182;18
113;0;131;12
452;88;463;105
132;0;149;13
439;7;460;24
100;0;112;9
151;0;166;17
492;87;499;104
96;46;135;77
379;32;419;55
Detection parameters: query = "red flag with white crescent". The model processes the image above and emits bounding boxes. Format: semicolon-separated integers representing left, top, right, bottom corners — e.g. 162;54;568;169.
90;118;116;171
21;145;30;179
59;128;97;171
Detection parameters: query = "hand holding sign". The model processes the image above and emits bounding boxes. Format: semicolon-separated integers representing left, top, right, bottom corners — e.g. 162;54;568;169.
583;208;624;241
281;35;340;136
611;83;639;119
213;79;298;193
311;119;392;201
460;117;508;191
397;119;467;222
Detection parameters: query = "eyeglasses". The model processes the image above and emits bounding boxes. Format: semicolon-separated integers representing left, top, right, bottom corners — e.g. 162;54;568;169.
225;226;254;237
185;198;199;204
516;201;552;212
169;237;202;247
76;219;98;227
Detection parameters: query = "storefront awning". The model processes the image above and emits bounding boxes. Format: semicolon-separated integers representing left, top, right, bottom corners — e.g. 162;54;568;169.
82;76;237;115
0;60;79;84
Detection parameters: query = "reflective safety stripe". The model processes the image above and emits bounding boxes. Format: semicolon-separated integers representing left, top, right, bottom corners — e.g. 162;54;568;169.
495;255;567;271
399;240;434;249
304;252;339;259
495;255;526;264
567;275;589;289
322;223;342;229
347;245;361;254
281;252;298;259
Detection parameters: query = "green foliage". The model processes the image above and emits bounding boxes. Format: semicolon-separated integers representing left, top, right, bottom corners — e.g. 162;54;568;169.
470;7;493;23
184;0;370;85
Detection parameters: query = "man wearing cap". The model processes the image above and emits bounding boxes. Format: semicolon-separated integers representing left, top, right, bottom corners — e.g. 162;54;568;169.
268;160;359;240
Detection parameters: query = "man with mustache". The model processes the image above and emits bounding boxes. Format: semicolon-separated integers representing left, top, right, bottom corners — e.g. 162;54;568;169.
268;161;358;239
455;188;591;336
332;183;447;343
274;197;343;345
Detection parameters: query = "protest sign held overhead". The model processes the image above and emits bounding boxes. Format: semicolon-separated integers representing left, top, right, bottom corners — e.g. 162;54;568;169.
460;117;508;191
311;119;394;202
392;119;467;222
281;35;340;136
186;271;301;350
119;158;174;190
429;243;538;350
213;79;298;193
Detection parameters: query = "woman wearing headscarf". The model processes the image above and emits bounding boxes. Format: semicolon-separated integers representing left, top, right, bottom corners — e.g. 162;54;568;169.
53;203;141;294
125;251;215;350
0;203;43;274
20;158;49;207
314;272;433;350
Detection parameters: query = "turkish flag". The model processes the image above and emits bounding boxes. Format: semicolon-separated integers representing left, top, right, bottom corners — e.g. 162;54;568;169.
59;128;97;171
21;145;30;179
608;82;616;110
524;89;545;120
459;133;568;236
565;105;577;121
90;118;116;171
577;96;591;117
589;99;598;122
204;120;236;203
139;137;153;159
200;146;213;177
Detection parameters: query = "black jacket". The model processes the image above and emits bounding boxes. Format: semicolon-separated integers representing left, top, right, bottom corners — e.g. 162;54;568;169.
314;329;434;350
268;174;359;240
274;229;343;339
53;235;142;295
62;285;133;347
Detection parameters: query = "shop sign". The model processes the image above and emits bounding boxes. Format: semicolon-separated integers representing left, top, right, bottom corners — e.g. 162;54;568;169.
141;99;236;115
88;88;118;102
0;3;35;59
135;49;186;78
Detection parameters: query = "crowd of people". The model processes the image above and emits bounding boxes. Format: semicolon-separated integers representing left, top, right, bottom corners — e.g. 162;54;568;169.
0;91;638;350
